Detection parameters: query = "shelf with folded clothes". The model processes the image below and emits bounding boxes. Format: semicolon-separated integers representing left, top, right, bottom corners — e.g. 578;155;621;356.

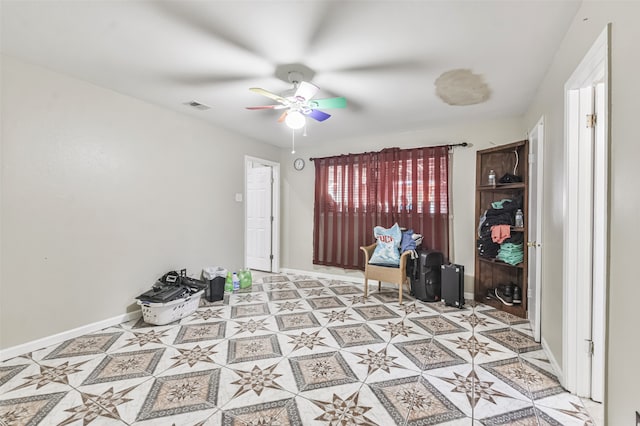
478;256;524;269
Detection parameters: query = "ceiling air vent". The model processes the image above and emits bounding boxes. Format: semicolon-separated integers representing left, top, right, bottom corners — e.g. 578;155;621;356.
184;100;210;111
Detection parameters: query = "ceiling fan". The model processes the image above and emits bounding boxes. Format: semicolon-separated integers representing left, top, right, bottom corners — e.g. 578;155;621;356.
246;70;347;130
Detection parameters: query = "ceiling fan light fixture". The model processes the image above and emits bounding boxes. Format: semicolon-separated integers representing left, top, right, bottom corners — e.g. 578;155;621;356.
285;110;305;129
247;64;345;129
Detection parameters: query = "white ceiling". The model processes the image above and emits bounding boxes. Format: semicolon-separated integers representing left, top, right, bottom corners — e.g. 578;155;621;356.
1;1;581;148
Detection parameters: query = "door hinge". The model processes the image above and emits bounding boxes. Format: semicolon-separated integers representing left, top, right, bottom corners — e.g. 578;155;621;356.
585;339;594;356
271;216;274;222
269;254;274;260
586;114;597;128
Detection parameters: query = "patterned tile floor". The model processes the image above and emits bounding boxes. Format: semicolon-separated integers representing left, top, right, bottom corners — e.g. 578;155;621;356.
0;272;600;425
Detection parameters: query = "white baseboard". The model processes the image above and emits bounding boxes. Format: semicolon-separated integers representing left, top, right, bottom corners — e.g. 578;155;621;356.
0;310;141;362
541;336;564;385
464;292;474;301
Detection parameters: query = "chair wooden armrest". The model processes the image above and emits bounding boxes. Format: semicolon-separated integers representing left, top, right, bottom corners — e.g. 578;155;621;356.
399;249;412;269
360;243;377;263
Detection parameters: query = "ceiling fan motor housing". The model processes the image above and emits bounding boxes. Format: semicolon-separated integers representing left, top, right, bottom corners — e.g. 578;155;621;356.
287;71;304;86
274;63;316;85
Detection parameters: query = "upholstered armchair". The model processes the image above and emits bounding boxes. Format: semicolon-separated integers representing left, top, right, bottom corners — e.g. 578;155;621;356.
360;243;412;304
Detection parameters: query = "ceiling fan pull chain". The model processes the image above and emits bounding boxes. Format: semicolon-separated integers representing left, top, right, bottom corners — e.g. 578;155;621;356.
291;129;296;154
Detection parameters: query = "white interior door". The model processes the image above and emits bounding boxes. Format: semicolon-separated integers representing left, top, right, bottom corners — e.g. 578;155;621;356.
590;81;606;403
565;85;596;398
528;118;544;342
246;164;273;271
576;85;596;397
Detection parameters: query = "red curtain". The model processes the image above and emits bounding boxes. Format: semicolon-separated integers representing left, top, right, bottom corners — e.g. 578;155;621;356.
313;146;449;270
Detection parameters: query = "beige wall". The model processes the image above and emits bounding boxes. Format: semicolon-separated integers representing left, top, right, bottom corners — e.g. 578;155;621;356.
279;117;524;294
0;56;280;349
523;2;640;423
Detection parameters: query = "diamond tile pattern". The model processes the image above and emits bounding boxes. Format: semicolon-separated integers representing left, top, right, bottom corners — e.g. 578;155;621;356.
0;272;597;425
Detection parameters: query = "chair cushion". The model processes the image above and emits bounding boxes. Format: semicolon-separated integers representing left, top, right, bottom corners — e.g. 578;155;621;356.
369;223;402;266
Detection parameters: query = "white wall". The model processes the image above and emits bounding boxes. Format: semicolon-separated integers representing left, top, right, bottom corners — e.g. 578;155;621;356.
0;56;280;349
522;2;640;423
279;117;524;294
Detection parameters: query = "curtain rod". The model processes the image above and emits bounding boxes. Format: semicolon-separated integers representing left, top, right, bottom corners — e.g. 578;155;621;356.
449;142;469;148
309;142;468;162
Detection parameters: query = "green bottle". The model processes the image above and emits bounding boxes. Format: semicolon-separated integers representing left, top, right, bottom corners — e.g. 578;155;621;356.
224;272;233;293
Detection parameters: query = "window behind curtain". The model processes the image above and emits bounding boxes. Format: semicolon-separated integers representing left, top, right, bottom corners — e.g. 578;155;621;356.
313;146;449;270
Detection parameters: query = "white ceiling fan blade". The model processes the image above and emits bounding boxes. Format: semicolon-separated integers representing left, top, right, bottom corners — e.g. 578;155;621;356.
246;105;288;110
294;81;319;101
249;88;289;105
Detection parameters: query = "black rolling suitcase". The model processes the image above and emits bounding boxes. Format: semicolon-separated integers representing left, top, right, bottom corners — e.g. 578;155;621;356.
441;264;465;308
408;250;444;302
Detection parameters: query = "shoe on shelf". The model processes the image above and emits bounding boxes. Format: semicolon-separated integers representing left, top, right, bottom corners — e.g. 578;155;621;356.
486;288;499;301
512;283;522;304
495;286;513;306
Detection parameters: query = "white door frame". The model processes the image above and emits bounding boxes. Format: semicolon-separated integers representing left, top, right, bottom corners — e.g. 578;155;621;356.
244;156;280;272
528;117;544;342
562;25;608;400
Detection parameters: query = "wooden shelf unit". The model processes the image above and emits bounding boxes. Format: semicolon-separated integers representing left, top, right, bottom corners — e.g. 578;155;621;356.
474;140;529;318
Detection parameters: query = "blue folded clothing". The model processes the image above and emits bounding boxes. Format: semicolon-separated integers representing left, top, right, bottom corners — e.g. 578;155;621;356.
401;229;417;252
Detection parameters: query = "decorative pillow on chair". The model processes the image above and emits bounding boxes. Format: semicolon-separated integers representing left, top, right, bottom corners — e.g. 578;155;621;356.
369;223;402;266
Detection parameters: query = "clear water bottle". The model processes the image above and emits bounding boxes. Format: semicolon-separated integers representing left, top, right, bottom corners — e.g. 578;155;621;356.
488;169;496;186
515;209;524;228
232;272;240;293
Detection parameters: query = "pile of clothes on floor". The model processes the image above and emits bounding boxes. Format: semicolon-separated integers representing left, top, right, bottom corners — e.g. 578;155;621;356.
477;196;524;266
136;269;206;303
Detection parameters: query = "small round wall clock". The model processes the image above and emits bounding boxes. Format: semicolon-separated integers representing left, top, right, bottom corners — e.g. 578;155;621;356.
293;158;305;171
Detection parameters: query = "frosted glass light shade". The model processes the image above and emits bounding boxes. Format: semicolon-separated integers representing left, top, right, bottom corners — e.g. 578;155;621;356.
285;111;305;129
